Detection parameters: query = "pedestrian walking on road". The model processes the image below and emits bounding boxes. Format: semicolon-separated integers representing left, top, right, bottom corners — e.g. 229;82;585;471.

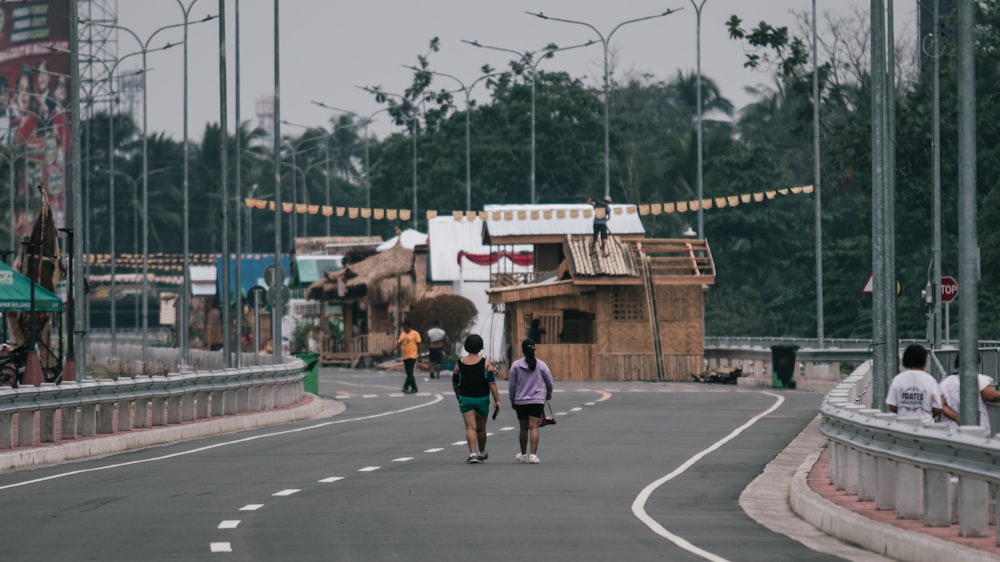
886;344;942;424
508;338;553;464
426;320;447;379
391;322;421;393
452;334;500;463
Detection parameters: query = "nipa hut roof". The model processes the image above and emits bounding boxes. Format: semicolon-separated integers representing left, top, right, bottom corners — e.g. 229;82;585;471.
293;236;382;256
305;242;416;304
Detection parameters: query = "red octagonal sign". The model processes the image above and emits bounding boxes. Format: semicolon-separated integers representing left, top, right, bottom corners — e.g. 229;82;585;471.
941;276;959;303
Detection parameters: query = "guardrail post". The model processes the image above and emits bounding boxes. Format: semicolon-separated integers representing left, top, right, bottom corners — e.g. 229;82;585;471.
895;417;925;519
0;411;12;449
181;391;196;422
150;376;168;426
130;376;152;429
38;383;58;442
857;409;881;501
97;381;117;434
923;468;951;527
874;412;897;510
61;404;77;440
956;426;991;537
196;389;211;419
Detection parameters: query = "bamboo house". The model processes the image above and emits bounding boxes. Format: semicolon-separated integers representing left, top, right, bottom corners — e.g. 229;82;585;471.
483;204;715;382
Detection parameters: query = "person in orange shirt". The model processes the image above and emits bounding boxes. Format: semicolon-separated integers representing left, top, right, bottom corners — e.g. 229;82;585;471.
391;322;422;393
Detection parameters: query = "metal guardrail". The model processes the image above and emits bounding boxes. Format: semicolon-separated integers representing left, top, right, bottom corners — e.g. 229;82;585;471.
819;361;1000;541
0;344;307;450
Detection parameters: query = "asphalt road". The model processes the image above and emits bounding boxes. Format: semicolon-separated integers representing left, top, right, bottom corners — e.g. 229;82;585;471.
0;366;845;562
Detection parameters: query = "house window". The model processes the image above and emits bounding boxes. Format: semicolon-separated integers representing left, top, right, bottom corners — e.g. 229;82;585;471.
611;287;647;321
561;309;594;343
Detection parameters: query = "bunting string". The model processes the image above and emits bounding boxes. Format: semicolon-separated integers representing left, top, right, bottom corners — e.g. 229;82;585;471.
242;185;813;222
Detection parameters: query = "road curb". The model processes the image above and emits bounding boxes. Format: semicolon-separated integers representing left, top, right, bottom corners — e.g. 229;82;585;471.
0;394;344;473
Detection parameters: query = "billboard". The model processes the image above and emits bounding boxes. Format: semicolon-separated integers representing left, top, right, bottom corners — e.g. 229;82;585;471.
0;1;71;237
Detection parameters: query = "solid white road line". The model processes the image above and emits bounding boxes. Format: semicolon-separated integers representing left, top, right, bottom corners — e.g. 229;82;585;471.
0;395;444;491
631;391;784;562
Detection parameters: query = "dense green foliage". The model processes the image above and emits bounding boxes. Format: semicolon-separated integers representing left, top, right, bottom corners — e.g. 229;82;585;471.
7;3;998;339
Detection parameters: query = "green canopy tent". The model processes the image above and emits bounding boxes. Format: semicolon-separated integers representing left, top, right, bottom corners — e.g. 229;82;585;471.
0;261;62;312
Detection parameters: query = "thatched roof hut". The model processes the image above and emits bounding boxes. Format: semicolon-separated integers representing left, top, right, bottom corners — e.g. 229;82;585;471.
293;236;381;264
305;242;416;305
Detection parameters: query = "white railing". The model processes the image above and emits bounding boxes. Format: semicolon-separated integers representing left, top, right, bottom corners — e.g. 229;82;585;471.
819;361;1000;544
0;344;306;451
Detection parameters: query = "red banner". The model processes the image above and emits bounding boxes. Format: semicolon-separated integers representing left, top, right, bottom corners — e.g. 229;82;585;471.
0;1;72;237
457;251;533;268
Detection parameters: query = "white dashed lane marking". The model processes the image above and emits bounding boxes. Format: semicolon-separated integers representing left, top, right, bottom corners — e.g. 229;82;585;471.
218;520;240;529
424;448;444;453
210;542;232;553
239;504;263;511
358;466;380;472
318;477;344;483
393;457;414;462
273;489;300;497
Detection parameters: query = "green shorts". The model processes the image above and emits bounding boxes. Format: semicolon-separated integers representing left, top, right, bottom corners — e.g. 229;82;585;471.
458;394;490;416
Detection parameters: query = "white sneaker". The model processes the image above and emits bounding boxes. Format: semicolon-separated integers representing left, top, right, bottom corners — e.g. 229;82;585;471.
516;453;528;464
528;454;540;464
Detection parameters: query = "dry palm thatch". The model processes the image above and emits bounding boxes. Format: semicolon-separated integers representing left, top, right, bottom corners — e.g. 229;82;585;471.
293;236;381;256
305;242;415;306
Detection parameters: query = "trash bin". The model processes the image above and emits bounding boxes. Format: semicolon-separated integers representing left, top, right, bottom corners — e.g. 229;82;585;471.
295;351;320;395
770;345;799;389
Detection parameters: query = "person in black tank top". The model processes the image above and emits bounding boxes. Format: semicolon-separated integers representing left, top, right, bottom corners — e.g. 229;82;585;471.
452;334;500;463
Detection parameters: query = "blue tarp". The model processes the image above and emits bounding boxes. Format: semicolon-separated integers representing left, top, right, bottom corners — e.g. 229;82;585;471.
216;255;291;296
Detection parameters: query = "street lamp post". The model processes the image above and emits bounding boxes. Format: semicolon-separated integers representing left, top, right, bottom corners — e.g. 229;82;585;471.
403;65;500;211
528;8;681;198
359;86;421;229
310;102;391;237
462;39;595;203
176;0;199;369
85;15;215;364
690;0;706;238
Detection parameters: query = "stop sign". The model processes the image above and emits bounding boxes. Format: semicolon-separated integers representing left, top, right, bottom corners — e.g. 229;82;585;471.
941;276;959;303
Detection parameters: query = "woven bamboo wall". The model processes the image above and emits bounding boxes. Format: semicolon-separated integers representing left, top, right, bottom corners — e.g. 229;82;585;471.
532;343;595;381
597;353;703;382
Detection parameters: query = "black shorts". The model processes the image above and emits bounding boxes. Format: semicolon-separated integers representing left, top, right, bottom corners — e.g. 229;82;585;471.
429;348;443;363
593;223;608;240
514;403;544;420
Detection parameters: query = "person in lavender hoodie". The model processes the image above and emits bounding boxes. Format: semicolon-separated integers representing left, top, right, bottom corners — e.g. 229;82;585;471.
508;339;554;464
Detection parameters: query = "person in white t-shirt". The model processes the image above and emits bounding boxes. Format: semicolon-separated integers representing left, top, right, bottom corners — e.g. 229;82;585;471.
939;355;1000;435
886;344;942;423
426;320;447;379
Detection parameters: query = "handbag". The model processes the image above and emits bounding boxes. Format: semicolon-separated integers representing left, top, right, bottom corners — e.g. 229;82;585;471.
540;400;557;426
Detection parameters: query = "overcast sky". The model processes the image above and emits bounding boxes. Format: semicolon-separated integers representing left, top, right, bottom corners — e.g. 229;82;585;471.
111;0;913;141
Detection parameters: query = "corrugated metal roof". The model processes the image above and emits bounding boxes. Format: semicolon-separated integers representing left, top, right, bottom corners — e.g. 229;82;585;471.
427;217;533;282
483;204;645;239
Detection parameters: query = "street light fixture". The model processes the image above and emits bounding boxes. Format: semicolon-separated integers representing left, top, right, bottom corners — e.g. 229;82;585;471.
462;39;595;204
403;64;502;211
83;14;217;364
311;102;391;237
527;8;682;198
